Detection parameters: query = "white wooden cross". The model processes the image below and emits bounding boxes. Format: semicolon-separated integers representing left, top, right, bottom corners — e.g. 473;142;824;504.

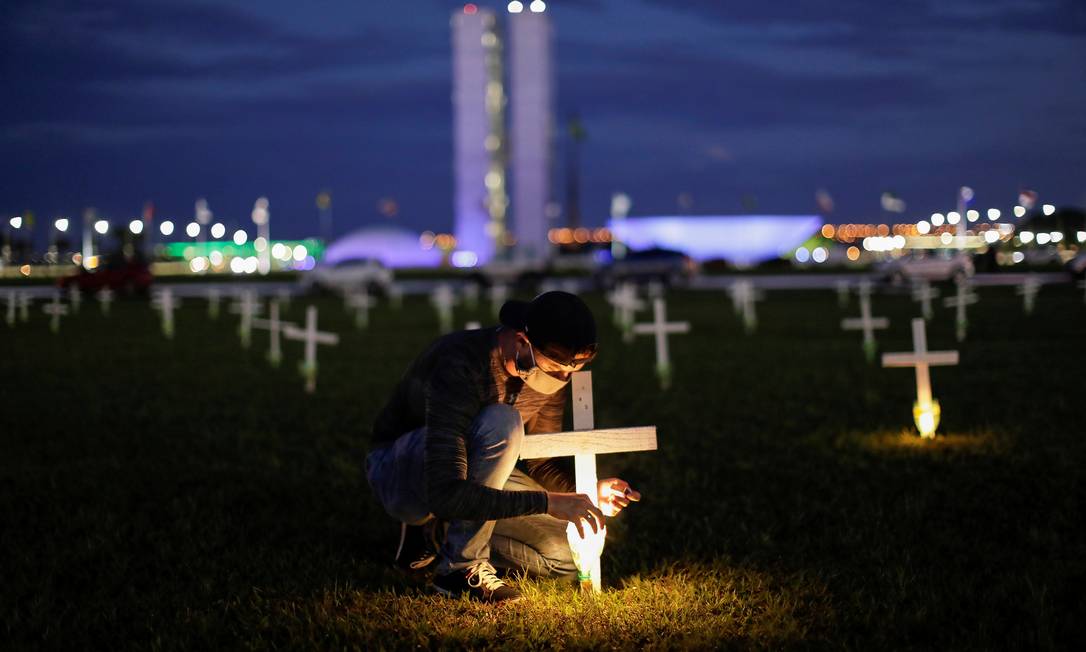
345;289;375;330
1016;275;1041;315
942;278;979;342
881;318;959;439
632;297;690;390
206;287;221;319
388;282;404;310
4;290;15;327
462;282;479;310
276;288;292;311
519;371;656;593
251;301;295;367
608;283;644;343
729;280;761;334
464;321;482;330
431;284;456;334
151;288;180;339
230;290;262;348
835;280;851;308
841;281;888;363
68;285;82;314
43;292;69;333
97;288;114;317
283;305;339;394
17;292;31;322
910;281;939;321
488;283;509;317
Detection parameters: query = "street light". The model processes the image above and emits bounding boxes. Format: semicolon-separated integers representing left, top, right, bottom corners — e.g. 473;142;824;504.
55;218;69;232
9;216;22;229
160;220;174;236
210;223;225;239
94;220;109;235
186;222;200;238
129;219;144;235
232;229;247;246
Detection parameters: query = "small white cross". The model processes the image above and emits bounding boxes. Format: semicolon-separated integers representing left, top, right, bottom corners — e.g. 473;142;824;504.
283;306;339;394
1016;276;1041;315
431;284;457;334
520;371;657;593
387;282;404;310
68;285;82;314
632;297;690;389
835;280;852;308
881;318;959;438
911;281;940;321
345;289;375;330
841;282;889;362
729;280;761;334
4;290;15;327
464;320;482;330
43;292;69;333
252;302;295;367
608;283;644;343
17;292;31;322
206;288;221;319
488;283;509;317
97;288;114;317
942;278;979;342
462;282;479;309
230;290;263;348
151;288;180;339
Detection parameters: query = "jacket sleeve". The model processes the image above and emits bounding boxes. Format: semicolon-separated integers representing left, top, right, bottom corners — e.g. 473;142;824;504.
424;359;548;521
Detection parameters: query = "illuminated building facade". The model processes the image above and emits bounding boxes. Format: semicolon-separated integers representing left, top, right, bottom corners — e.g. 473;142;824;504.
452;6;506;266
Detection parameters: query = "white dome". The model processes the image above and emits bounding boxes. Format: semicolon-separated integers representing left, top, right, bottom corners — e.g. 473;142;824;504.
323;226;442;268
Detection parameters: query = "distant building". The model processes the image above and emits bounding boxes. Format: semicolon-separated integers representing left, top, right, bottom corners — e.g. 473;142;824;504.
451;6;507;266
507;4;554;263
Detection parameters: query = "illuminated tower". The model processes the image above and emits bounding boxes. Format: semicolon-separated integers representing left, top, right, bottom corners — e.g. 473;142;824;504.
508;0;554;262
452;5;507;265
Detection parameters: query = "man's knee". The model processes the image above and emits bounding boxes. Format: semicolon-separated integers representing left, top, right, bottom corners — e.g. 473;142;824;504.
473;403;525;452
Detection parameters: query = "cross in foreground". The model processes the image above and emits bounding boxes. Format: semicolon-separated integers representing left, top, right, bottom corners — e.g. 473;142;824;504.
841;281;888;363
519;371;656;593
911;281;939;321
632;297;690;390
43;292;69;333
881;318;959;439
943;278;979;342
283;306;339;394
1017;276;1041;315
251;302;294;367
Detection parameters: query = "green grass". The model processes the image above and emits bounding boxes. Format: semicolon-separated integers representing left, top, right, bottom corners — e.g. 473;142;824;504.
2;283;1085;649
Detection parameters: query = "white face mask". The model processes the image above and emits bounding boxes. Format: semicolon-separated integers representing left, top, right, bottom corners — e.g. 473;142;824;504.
515;340;570;395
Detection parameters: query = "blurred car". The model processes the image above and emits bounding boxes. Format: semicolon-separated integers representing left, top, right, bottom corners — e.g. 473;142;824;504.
594;247;698;290
57;255;152;295
877;252;974;285
302;257;394;295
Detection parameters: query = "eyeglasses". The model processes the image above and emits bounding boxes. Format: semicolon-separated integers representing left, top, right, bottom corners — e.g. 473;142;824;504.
528;340;597;373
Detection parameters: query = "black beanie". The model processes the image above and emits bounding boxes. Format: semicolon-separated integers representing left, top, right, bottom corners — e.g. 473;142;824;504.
499;291;597;364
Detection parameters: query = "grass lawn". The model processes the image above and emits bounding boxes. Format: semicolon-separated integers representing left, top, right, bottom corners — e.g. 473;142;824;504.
2;282;1084;649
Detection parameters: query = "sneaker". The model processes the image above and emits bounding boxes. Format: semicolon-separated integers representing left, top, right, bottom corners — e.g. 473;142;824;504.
394;521;439;572
432;561;524;603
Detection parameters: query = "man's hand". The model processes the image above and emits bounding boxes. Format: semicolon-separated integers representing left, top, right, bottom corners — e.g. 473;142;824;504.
598;478;642;517
546;492;606;539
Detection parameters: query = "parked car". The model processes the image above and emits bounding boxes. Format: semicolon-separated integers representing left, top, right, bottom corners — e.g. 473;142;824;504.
594;247;698;290
57;255;152;295
301;257;394;295
877;252;974;285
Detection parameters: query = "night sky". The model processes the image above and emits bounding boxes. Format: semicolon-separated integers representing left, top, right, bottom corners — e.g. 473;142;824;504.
3;0;1085;244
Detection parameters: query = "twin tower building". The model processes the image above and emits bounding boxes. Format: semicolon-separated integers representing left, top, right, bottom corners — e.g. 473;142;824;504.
452;2;554;266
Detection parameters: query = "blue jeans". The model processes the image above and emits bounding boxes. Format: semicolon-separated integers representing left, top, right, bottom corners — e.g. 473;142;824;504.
366;404;576;577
